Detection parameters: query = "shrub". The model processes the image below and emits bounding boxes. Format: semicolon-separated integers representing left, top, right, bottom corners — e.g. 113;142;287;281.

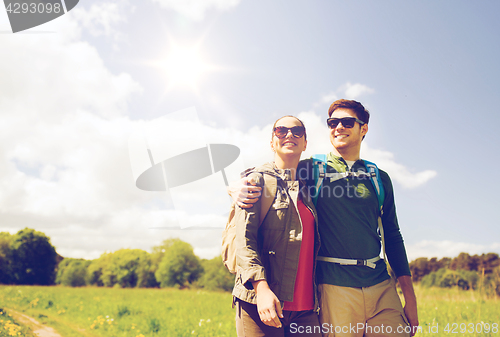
197;256;234;292
56;258;90;287
155;240;203;288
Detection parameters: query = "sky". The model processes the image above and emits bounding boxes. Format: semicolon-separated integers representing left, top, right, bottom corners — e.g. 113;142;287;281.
1;0;499;262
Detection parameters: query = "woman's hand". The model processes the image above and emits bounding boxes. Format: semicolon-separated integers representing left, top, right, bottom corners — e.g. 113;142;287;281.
227;176;262;208
252;280;283;328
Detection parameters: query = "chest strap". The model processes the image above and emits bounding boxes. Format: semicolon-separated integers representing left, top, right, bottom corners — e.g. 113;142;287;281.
317;256;381;269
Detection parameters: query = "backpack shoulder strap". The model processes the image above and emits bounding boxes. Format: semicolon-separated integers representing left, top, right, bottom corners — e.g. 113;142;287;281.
312;154;327;163
259;173;277;225
362;160;385;211
312;154;327;205
311;154;351;205
362;160;392;275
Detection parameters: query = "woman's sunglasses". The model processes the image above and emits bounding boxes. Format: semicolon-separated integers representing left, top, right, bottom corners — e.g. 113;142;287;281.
273;126;306;139
327;117;365;129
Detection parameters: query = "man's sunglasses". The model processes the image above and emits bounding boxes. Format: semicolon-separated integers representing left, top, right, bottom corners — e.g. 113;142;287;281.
273;126;306;139
327;117;365;129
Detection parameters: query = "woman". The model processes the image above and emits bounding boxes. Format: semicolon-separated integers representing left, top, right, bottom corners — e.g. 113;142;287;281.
232;116;322;336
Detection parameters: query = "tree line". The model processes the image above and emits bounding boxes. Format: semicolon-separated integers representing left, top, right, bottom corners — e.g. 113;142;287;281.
409;252;500;296
2;228;500;296
0;228;233;291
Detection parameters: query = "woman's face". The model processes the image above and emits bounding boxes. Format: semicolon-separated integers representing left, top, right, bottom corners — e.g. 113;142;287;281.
271;116;307;158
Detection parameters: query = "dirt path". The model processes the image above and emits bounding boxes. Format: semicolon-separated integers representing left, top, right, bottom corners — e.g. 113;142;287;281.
6;309;63;337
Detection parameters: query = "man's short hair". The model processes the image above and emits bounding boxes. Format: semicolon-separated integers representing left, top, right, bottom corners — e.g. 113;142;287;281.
328;99;370;125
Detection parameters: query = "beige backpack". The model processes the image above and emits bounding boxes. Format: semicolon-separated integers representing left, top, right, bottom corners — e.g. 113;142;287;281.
221;173;277;274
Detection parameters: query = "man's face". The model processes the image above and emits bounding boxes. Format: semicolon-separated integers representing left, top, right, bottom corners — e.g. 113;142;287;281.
329;108;368;151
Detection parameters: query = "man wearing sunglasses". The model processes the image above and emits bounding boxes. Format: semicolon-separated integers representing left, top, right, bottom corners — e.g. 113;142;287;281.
230;99;418;336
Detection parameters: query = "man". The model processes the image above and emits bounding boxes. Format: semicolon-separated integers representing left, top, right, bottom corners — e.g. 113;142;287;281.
231;99;418;336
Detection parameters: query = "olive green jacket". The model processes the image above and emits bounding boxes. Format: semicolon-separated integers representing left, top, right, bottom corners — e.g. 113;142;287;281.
232;162;320;310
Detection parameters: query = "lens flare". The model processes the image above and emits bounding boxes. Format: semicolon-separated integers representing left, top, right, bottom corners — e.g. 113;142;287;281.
161;45;209;89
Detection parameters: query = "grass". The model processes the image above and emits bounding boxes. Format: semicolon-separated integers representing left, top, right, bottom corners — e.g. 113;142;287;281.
404;285;499;336
0;308;36;337
0;286;235;337
0;284;499;336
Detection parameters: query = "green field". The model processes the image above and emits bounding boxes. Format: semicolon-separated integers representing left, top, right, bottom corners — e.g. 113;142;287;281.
411;286;499;336
0;286;235;337
0;285;499;336
0;308;34;337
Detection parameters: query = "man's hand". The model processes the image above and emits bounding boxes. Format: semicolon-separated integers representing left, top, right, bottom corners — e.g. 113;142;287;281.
227;176;262;208
398;275;419;336
252;280;283;328
404;300;418;336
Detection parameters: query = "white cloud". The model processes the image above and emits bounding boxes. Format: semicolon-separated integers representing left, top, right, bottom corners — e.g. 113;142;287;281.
0;9;156;259
342;82;375;100
406;240;500;262
361;144;437;189
150;0;241;21
51;213;226;260
70;2;130;42
297;111;338;156
316;82;375;108
317;92;338;106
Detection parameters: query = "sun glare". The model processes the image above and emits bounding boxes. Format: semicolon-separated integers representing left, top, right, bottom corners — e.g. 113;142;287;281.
161;45;209;89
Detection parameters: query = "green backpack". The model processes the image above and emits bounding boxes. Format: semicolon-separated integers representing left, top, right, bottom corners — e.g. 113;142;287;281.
311;154;389;269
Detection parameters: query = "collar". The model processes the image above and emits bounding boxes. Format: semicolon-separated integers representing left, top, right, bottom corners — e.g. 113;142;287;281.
326;152;363;172
272;162;299;182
